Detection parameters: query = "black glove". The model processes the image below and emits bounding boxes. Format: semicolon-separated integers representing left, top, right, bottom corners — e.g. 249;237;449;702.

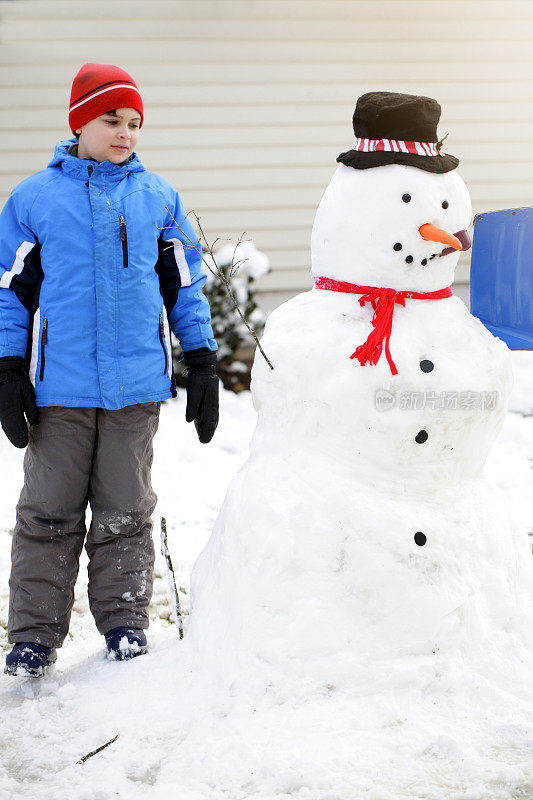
0;356;39;448
184;348;219;444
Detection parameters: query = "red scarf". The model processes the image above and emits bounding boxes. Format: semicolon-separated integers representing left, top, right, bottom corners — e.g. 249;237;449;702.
314;276;452;376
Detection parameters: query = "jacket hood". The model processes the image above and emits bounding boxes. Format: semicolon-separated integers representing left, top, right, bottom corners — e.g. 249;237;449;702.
48;138;146;181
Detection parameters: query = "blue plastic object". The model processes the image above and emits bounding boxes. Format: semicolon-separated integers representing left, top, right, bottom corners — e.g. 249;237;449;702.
470;207;533;350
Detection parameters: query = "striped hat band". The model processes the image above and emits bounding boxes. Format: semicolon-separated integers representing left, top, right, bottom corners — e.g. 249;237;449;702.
70;81;142;113
352;137;439;157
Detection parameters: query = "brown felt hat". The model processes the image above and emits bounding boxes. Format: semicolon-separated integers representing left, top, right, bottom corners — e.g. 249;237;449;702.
337;92;459;174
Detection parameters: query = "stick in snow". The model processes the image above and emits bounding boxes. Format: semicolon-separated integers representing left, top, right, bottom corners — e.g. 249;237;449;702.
76;734;119;765
160;517;184;639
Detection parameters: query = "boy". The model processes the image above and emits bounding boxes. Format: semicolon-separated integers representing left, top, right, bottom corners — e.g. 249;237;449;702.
0;63;218;676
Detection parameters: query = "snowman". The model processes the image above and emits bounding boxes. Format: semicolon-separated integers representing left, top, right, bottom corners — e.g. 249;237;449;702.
187;94;533;709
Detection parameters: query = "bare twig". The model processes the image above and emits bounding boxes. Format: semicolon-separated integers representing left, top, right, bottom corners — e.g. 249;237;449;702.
76;734;119;765
158;209;274;371
160;517;184;640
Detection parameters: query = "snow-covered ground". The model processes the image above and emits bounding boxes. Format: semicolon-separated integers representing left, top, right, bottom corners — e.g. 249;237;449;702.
0;351;531;800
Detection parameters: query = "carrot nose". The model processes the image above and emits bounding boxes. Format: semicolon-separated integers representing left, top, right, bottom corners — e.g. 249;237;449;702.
418;223;462;250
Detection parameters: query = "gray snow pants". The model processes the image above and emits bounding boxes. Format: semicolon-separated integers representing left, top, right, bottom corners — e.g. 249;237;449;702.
8;403;160;648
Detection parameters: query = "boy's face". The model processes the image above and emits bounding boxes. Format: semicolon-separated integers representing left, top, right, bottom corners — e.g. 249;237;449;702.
75;107;141;163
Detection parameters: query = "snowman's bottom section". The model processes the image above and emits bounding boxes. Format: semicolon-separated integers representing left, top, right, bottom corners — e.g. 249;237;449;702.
189;452;532;671
155;653;532;800
184;454;533;798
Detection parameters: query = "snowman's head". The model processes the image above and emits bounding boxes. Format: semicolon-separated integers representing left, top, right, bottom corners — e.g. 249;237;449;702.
311;163;472;293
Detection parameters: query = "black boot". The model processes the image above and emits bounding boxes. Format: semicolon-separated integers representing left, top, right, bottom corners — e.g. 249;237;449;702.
4;642;57;677
105;627;148;661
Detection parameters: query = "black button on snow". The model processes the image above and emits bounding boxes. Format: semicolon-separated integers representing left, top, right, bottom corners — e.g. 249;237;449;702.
414;532;427;546
442;200;449;209
405;255;413;264
394;242;402;251
420;359;434;373
415;430;428;443
402;193;411;203
421;258;427;266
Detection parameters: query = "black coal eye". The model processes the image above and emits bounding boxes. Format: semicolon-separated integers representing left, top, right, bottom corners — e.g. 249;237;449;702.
442;200;449;209
402;193;411;203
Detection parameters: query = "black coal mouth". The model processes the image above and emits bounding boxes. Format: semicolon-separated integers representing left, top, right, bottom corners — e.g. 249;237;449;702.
440;229;471;257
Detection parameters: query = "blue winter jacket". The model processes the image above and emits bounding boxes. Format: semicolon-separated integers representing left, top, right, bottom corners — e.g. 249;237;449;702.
0;138;216;410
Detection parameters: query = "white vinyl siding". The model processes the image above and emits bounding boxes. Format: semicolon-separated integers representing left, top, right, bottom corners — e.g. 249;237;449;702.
0;0;532;311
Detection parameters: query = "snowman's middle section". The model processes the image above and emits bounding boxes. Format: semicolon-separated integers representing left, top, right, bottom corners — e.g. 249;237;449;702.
251;288;512;491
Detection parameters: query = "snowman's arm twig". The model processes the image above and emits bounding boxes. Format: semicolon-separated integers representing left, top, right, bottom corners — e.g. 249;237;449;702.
160;208;274;371
229;234;249;279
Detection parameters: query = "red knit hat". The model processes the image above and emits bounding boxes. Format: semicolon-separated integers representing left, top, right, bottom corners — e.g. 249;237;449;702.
69;63;144;134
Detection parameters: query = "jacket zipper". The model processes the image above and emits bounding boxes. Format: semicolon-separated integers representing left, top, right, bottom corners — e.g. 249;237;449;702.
39;318;48;381
85;164;93;187
158;314;168;375
119;215;128;268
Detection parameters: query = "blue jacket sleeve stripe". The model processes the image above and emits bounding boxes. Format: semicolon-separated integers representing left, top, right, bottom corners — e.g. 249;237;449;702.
157;190;217;353
0;240;37;288
166;238;191;287
0;192;41;357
